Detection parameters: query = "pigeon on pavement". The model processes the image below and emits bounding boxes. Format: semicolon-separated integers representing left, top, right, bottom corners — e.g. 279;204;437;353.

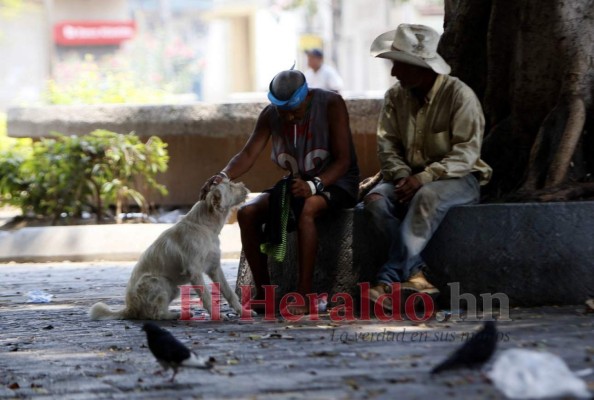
142;322;215;382
431;320;497;375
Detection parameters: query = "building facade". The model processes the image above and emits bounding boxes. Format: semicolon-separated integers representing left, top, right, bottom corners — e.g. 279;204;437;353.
0;0;444;111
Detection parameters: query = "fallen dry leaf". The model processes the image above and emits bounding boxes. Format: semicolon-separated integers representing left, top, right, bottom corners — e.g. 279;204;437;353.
388;377;415;384
250;333;294;340
344;378;359;390
263;333;294;340
227;358;240;365
310;350;338;357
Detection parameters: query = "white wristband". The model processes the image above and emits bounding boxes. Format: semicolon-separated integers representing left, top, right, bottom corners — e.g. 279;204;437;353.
306;180;316;195
218;171;229;180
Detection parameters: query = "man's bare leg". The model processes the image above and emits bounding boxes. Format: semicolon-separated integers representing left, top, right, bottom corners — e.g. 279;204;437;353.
237;193;271;310
289;195;328;315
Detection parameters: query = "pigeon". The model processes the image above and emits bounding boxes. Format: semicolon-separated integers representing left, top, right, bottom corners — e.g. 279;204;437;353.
142;322;215;382
431;320;497;375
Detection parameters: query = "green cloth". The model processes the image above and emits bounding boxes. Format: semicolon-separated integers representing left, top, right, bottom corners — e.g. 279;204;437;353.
260;181;290;262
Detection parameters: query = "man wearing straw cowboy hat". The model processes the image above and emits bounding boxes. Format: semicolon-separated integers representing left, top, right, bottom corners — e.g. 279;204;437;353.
362;24;492;311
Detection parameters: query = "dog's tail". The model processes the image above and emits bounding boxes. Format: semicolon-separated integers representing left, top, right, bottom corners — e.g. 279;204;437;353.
89;302;128;320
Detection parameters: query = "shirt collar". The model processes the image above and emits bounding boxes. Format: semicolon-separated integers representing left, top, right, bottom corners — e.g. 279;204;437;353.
425;74;445;104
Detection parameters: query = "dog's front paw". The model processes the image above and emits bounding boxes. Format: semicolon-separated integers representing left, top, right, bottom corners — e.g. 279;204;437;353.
220;309;258;320
222;312;239;321
163;311;181;320
239;307;258;318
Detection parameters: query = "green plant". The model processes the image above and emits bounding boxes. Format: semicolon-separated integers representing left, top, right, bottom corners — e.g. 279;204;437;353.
0;0;24;18
86;130;169;221
46;54;174;105
0;113;31;152
0;129;169;223
0;146;29;208
0;113;32;208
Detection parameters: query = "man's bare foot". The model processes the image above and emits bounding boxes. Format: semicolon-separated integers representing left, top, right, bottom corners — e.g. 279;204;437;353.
285;304;310;315
248;293;275;314
250;302;267;313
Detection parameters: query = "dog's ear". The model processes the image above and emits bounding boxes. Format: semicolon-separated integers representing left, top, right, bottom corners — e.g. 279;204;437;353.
206;186;224;213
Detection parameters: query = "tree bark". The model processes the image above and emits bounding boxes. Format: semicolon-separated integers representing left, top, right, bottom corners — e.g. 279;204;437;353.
439;0;594;201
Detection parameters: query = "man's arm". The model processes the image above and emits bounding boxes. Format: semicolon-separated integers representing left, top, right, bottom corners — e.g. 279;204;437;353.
377;89;412;182
314;94;351;187
200;107;272;198
221;107;273;179
413;87;485;185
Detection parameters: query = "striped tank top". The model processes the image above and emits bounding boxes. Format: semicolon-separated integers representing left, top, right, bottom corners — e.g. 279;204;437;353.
267;89;360;200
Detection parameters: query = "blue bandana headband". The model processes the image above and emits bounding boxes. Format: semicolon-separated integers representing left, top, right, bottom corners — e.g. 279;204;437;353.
268;81;309;110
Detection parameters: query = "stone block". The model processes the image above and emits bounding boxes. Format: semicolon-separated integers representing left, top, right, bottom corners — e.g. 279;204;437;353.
424;201;594;307
237;202;594;307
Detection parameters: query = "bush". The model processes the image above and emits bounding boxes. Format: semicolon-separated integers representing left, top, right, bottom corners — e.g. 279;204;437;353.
0;112;31;152
45;54;173;105
0;113;32;208
0;129;169;223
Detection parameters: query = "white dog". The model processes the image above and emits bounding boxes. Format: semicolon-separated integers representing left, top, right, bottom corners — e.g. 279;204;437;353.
90;180;250;320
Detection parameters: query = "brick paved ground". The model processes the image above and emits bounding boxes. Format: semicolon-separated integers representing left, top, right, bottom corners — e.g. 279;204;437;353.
1;261;593;399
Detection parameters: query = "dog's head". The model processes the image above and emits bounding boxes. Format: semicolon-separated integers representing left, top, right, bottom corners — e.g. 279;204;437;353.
205;180;250;213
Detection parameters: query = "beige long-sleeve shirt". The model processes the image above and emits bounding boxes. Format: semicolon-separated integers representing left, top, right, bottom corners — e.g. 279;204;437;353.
377;74;492;185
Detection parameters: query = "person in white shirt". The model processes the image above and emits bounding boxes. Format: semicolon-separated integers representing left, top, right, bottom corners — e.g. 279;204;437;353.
304;48;344;93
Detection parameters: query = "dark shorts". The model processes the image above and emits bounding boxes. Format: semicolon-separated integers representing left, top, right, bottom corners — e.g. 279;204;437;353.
263;184;357;210
318;185;357;209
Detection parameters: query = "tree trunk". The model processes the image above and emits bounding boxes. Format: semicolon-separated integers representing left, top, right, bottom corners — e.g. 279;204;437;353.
439;0;594;201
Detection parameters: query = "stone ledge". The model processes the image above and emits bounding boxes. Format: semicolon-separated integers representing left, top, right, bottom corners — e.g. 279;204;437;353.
0;222;243;262
6;99;383;205
424;201;594;306
6;98;382;138
236;201;594;306
0;224;174;263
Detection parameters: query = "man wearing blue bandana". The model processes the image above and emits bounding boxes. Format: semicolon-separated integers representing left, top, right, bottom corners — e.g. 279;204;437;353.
201;69;359;315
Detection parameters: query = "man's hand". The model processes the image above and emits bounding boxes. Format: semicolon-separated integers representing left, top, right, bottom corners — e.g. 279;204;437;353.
200;173;226;200
394;176;423;203
291;178;314;198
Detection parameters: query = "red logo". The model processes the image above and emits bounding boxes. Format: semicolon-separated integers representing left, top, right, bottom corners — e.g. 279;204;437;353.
179;283;436;322
54;21;136;46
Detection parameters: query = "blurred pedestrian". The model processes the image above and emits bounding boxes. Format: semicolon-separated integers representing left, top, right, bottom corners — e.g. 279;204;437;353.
304;48;344;93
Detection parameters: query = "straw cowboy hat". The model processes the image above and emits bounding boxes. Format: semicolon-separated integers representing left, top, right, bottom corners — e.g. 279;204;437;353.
370;24;451;75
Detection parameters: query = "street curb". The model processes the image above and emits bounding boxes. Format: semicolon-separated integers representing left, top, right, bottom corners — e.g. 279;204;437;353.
0;223;242;263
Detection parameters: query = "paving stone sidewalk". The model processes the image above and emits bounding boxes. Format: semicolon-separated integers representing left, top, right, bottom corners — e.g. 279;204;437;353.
1;261;593;399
